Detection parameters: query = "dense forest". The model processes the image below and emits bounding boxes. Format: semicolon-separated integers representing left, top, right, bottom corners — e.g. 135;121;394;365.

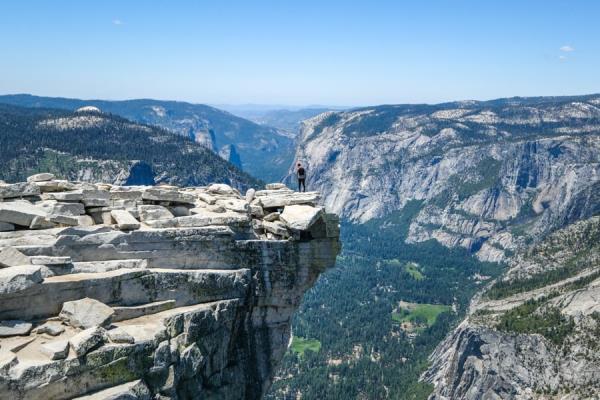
0;103;261;189
267;203;502;399
0;95;295;183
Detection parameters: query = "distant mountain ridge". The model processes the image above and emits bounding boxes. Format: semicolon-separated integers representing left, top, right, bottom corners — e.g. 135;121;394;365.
290;94;600;261
221;106;339;133
0;94;295;182
0;103;261;189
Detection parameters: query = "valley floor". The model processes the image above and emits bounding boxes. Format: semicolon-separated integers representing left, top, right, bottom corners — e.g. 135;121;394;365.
267;207;502;399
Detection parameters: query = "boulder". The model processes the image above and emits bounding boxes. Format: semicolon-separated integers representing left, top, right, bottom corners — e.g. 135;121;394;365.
109;190;143;201
0;247;31;268
59;298;114;329
0;182;41;199
69;326;105;357
265;183;288;190
251;219;264;231
0;320;33;337
258;192;320;209
106;327;135;344
29;215;56;229
197;192;216;204
216;198;249;213
142;188;196;204
30;256;72;265
37;201;85;216
262;221;289;237
207;183;235;196
0;201;47;227
82;190;111;207
34;180;77;193
88;210;113;225
40;340;70;360
78;215;95;226
137;205;174;222
42;191;84;202
0;265;43;295
35;322;65;336
110;210;140;230
245;188;256;203
263;212;280;222
0;222;15;232
48;214;80;226
280;205;324;231
255;188;294;197
250;204;264;218
27;173;55;183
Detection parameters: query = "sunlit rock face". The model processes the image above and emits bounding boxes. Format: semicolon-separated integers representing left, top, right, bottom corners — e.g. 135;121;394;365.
423;216;600;399
0;175;340;399
289;96;600;261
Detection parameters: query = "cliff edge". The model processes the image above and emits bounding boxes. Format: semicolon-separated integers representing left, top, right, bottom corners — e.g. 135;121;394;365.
0;175;340;399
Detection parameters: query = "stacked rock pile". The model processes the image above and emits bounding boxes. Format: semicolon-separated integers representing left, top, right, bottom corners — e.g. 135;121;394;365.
0;174;337;239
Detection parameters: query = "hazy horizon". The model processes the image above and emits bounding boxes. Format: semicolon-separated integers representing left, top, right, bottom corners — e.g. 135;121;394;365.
4;91;600;113
1;0;599;106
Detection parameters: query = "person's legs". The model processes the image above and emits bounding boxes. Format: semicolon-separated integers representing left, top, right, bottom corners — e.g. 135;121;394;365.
298;179;301;192
300;179;306;192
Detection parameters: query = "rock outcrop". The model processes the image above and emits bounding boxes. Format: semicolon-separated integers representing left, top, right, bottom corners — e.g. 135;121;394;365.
0;174;340;399
423;216;600;399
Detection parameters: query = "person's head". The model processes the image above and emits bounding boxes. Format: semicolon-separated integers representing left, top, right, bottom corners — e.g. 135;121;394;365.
297;163;301;167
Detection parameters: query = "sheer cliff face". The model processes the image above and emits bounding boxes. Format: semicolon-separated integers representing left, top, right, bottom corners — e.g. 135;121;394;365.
423;216;600;399
291;96;600;261
0;177;340;399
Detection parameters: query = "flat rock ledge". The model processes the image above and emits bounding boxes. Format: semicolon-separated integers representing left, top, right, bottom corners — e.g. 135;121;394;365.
0;175;340;400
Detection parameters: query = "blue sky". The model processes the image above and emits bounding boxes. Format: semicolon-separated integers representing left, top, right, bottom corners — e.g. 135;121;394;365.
0;0;598;106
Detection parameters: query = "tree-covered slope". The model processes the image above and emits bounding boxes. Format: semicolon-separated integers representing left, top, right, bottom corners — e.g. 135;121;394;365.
0;94;295;182
267;204;502;400
0;103;261;189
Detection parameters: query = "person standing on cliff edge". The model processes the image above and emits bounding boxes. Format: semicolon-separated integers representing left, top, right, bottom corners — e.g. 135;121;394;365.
296;163;306;192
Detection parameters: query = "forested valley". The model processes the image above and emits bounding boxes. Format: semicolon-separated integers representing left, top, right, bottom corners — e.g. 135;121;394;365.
268;203;502;399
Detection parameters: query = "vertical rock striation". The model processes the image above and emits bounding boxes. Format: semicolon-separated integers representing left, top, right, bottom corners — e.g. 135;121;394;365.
289;96;600;261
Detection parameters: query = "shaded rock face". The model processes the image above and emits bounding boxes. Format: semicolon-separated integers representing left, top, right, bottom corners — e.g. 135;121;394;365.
423;216;600;399
0;177;340;399
290;95;600;261
125;162;156;186
219;144;243;169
